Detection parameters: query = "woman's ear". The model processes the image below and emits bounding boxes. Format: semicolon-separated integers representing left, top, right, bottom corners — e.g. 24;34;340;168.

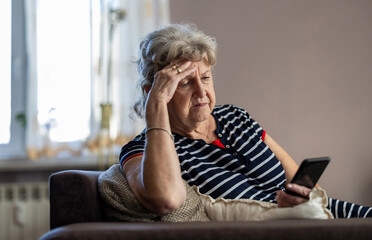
144;84;152;94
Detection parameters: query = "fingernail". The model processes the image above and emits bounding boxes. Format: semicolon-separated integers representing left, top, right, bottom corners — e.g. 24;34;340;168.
287;183;292;189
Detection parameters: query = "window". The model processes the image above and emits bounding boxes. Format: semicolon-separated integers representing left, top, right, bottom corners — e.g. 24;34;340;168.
36;0;91;142
1;0;168;160
1;0;93;158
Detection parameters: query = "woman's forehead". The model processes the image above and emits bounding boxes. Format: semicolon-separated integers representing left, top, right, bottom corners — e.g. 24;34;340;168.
192;58;211;72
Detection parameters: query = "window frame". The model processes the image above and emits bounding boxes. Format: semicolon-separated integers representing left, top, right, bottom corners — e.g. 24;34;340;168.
0;0;27;159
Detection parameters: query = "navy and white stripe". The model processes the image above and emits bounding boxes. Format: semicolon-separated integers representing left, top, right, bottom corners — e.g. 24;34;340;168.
173;104;285;202
328;198;372;218
119;104;372;218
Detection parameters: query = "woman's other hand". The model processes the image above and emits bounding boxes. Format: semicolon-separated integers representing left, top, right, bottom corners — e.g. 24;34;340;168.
275;183;312;208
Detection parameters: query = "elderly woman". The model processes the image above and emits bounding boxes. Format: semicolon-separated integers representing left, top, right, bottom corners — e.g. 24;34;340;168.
117;23;371;218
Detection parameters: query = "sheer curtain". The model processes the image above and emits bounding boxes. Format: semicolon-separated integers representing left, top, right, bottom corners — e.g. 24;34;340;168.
24;0;170;161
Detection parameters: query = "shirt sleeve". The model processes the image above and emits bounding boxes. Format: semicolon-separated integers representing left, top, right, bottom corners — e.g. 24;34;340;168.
261;130;266;141
119;134;145;169
235;105;265;141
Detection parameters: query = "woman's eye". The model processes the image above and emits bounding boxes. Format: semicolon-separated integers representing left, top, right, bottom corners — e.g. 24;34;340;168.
179;81;190;87
202;76;210;82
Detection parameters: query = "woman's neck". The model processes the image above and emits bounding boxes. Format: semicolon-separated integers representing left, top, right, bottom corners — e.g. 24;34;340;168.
172;115;217;143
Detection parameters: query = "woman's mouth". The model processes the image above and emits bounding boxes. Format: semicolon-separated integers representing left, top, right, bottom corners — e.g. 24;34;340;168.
193;103;208;108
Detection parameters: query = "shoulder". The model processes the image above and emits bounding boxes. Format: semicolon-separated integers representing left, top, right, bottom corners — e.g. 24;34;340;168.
119;131;146;165
121;131;146;150
212;104;262;132
213;104;251;120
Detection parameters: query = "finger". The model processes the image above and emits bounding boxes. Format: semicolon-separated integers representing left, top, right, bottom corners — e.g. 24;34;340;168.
153;61;194;88
167;60;193;73
276;191;293;208
286;183;311;198
174;63;196;80
163;63;178;73
276;190;308;208
149;61;196;103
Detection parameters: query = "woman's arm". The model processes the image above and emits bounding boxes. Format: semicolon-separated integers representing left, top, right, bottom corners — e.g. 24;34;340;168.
264;133;312;207
264;133;298;181
123;119;185;215
123;61;196;215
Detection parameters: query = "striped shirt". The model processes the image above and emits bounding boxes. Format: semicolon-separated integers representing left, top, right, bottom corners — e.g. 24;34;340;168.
120;104;371;218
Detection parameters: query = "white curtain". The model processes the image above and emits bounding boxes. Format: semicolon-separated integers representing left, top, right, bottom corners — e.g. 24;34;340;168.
24;0;170;160
24;0;41;160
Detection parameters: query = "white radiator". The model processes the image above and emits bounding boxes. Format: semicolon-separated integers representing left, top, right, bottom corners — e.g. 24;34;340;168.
0;182;49;240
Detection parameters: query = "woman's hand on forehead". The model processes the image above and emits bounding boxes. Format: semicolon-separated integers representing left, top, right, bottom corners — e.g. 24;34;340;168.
149;60;197;103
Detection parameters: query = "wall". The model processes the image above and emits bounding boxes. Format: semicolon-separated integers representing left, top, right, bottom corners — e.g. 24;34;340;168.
170;0;372;206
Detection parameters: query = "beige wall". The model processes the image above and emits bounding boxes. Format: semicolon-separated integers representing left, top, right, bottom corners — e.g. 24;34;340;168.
170;0;372;205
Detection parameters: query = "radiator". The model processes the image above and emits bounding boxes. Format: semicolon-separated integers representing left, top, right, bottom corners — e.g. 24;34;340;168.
0;182;49;240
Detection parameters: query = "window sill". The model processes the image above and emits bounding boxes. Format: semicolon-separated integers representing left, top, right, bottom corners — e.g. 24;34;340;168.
0;155;117;172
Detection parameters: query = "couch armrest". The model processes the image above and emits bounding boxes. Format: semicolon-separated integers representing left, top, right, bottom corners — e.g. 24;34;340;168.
49;170;103;229
41;219;372;240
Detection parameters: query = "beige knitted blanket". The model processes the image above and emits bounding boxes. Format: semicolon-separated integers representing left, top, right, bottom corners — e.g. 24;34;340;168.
98;164;333;222
98;164;209;222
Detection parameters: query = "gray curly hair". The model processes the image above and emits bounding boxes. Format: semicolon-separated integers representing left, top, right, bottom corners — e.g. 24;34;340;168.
133;23;218;118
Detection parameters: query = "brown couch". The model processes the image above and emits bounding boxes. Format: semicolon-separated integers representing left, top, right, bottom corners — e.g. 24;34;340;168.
40;170;372;240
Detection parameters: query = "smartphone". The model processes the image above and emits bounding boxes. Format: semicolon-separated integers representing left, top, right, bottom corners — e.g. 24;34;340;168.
285;157;330;197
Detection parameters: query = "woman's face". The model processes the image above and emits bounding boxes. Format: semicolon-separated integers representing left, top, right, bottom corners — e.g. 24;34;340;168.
167;59;216;129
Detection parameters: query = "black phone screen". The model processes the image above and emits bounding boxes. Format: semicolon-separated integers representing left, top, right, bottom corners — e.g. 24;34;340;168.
290;157;330;189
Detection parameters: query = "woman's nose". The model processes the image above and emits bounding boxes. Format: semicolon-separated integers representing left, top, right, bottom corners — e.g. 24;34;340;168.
193;78;206;98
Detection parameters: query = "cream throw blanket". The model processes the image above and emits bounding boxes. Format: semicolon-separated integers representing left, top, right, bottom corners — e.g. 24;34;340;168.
98;164;333;222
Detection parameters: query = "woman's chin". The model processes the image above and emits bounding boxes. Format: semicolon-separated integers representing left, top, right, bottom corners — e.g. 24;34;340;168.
190;109;210;122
